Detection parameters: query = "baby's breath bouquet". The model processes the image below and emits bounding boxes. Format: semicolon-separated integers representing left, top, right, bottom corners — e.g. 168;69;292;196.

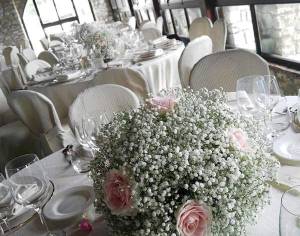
90;88;279;236
91;31;114;59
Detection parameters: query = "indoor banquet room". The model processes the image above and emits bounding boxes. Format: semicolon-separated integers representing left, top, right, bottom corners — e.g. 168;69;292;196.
2;0;300;235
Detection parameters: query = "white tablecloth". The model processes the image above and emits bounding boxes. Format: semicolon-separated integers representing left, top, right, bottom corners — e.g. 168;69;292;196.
12;96;300;236
30;45;184;120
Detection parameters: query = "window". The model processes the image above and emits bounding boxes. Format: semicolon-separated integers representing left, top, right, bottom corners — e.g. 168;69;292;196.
216;5;255;50
212;0;300;70
23;0;95;53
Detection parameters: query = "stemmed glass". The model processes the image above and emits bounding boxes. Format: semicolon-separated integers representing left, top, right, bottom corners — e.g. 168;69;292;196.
0;173;14;234
5;154;60;236
280;185;300;235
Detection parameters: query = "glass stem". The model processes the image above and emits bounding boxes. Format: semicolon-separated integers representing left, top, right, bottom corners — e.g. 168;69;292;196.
2;217;9;233
34;206;53;236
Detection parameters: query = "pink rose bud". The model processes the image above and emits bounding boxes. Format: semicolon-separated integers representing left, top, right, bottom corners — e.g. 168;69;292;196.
227;128;249;151
79;218;93;232
104;170;134;216
176;200;211;236
148;96;177;113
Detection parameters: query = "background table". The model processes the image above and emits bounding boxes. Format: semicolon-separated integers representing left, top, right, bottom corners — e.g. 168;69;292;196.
12;96;299;236
30;45;184;121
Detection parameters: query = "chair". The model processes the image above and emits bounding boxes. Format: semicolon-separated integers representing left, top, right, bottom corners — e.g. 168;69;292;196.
40;38;50;50
189;17;227;52
22;48;37;61
141;28;162;41
24;60;51;80
93;68;150;101
178;36;213;88
127;17;136;30
38;51;59;67
49;34;65;43
2;46;19;67
69;84;140;132
140;21;157;30
156;16;163;34
189;49;270;92
7;90;75;154
17;53;29;85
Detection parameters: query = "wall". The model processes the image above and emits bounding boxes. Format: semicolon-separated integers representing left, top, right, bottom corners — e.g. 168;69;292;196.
0;0;26;51
0;0;114;51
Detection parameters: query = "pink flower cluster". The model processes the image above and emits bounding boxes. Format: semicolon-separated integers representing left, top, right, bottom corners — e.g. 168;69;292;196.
147;96;177;113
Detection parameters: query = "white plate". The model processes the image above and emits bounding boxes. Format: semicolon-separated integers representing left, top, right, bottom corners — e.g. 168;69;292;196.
43;186;94;230
273;133;300;165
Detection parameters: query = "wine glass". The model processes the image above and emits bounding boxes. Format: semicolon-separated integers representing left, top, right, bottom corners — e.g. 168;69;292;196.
0;173;14;234
236;75;265;121
280;185;300;235
83;112;109;151
5;154;60;236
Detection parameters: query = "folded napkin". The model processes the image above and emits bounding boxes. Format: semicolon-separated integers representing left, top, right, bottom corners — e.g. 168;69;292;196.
56;70;82;81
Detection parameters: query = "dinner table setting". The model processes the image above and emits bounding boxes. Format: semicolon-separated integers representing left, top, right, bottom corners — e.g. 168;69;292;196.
1;73;300;236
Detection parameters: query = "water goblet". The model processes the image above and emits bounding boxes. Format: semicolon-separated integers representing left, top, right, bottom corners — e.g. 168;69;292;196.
5;154;61;236
0;173;14;234
280;185;300;236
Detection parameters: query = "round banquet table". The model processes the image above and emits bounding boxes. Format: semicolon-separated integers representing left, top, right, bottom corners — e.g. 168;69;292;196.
9;96;300;236
29;44;184;121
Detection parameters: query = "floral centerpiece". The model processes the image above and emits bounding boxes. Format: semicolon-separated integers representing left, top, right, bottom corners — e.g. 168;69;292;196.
90;31;114;61
90;88;279;235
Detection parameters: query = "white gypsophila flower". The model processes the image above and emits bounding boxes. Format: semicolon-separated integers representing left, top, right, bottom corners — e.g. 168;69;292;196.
90;88;279;236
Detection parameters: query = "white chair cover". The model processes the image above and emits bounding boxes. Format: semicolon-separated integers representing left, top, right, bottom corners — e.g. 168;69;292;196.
141;27;162;41
93;68;149;101
140;21;157;30
38;51;59;67
22;48;37;62
69;84;140;132
25;60;51;80
178;36;212;88
17;53;29;85
0;67;26;93
50;34;65;43
128;17;136;30
7;90;75;153
189;49;270;92
189;17;227;52
2;46;19;67
40;38;50;50
156;16;163;34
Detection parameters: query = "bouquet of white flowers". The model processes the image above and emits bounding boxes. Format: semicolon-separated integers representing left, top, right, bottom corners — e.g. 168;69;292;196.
91;31;114;60
90;88;279;236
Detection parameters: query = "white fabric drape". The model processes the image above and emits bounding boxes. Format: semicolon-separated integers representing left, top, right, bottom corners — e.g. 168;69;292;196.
189;49;270;92
69;84;140;132
178;36;212;88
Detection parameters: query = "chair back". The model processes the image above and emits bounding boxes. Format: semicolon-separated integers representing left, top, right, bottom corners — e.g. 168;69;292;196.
189;49;270;92
140;21;156;30
178;36;212;88
141;28;162;41
189;17;227;52
2;47;19;67
156;16;163;34
38;51;59;67
93;68;149;101
7;90;62;136
69;84;140;131
40;38;50;50
22;48;37;61
25;60;51;80
128;17;136;30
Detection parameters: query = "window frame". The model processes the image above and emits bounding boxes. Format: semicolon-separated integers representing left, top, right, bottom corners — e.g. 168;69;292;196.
211;0;300;70
31;0;96;38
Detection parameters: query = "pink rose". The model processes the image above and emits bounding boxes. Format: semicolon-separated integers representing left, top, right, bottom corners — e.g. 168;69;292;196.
103;170;134;215
176;200;211;236
79;218;93;232
228;128;249;151
148;96;177;113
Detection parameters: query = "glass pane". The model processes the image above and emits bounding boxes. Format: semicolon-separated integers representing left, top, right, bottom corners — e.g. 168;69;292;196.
62;21;77;33
44;25;63;37
164;10;174;34
217;5;256;50
172;9;188;37
73;0;94;23
187;8;201;24
256;4;300;61
23;0;45;53
36;0;59;24
53;0;76;19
